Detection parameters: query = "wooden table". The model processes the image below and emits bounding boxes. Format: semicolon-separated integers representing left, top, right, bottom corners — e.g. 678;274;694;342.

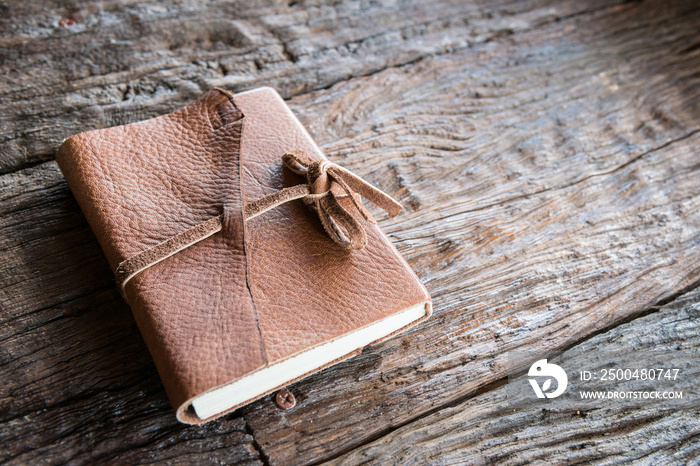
2;0;699;464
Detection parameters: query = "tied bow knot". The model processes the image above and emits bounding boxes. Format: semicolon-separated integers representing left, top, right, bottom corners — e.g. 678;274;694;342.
115;150;402;300
244;150;402;250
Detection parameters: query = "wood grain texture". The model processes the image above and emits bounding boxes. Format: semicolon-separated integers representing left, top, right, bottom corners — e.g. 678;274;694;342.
242;1;700;462
0;0;621;173
329;288;700;465
1;0;699;464
0;165;262;465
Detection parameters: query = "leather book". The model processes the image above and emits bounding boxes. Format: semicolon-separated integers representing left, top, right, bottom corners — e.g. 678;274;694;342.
56;87;432;424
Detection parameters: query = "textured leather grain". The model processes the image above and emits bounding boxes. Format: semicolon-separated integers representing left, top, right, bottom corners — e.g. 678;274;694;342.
56;87;431;424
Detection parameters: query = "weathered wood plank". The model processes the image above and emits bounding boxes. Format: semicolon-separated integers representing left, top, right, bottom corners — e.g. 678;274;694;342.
245;137;700;464
0;0;698;464
0;166;263;464
0;0;622;173
329;288;700;465
240;1;700;463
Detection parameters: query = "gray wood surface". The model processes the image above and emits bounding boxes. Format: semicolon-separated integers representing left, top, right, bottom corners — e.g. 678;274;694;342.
0;0;620;173
330;288;700;464
1;0;698;464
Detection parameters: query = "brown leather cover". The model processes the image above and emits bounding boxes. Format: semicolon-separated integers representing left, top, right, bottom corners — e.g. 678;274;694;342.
55;87;431;424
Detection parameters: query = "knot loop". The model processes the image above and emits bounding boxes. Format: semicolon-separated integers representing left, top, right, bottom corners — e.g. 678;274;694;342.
245;149;402;250
115;149;402;300
304;159;333;195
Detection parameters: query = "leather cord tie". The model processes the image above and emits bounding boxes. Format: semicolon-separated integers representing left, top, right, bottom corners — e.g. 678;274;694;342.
114;149;402;300
244;149;402;250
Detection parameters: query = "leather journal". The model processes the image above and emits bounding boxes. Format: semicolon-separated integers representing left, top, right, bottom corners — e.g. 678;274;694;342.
56;87;432;424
